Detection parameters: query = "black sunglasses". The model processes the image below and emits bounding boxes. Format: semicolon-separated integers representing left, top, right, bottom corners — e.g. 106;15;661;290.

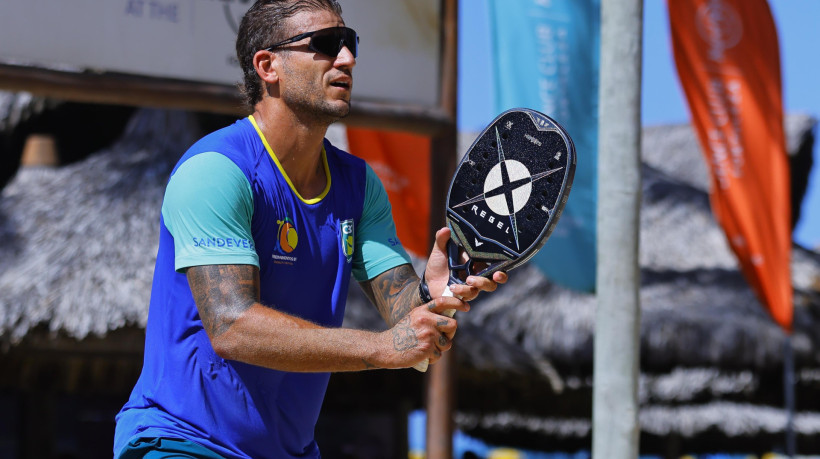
264;26;359;58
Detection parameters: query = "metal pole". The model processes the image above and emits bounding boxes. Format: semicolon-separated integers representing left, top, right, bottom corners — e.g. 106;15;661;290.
592;0;643;458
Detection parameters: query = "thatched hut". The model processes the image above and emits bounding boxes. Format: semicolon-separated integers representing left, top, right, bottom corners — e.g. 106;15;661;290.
1;94;819;457
438;114;820;456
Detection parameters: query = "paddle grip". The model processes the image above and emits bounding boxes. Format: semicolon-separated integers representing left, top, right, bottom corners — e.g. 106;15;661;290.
412;285;457;372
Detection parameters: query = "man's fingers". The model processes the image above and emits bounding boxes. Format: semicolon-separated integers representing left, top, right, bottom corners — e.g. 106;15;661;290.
469;275;499;292
427;349;442;366
445;273;508;300
469;273;508;289
425;296;469;315
446;283;478;301
433;227;451;254
434;316;457;340
404;300;462;370
427;332;450;356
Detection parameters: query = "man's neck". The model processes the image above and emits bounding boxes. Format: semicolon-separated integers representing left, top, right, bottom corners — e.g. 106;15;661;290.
252;104;330;200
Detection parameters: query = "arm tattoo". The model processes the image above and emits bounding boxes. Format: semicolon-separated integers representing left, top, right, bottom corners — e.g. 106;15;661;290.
187;264;260;338
391;315;418;351
361;264;422;327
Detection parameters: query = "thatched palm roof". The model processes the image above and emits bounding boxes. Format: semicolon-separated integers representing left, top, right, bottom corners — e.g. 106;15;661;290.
2;102;820;453
0;109;200;342
0;91;57;132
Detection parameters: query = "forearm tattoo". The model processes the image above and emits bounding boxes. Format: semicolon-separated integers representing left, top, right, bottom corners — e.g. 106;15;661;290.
187;264;259;338
366;264;423;326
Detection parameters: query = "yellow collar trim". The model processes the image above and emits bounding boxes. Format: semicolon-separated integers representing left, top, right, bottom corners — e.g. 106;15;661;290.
249;115;331;204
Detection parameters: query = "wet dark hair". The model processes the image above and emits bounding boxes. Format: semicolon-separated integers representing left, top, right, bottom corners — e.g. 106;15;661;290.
236;0;343;108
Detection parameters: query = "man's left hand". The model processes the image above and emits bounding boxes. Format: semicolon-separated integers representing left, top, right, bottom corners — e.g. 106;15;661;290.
423;227;507;302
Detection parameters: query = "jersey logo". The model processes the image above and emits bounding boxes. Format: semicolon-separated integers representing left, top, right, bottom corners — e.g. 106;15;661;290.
340;219;355;263
276;217;298;253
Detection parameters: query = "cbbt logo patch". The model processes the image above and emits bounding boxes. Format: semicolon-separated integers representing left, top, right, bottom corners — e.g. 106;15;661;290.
340;219;355;263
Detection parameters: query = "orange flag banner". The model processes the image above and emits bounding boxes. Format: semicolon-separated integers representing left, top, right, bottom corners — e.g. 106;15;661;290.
668;0;793;330
345;128;431;258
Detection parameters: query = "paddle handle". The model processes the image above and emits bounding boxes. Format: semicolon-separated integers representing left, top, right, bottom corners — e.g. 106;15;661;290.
412;285;456;372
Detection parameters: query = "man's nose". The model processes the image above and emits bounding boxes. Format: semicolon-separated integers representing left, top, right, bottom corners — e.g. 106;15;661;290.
335;45;356;67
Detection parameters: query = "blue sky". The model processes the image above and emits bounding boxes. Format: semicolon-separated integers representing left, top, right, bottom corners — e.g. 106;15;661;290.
458;0;820;248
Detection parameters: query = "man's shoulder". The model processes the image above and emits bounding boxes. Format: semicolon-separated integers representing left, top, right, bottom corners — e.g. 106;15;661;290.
189;117;256;156
173;118;259;177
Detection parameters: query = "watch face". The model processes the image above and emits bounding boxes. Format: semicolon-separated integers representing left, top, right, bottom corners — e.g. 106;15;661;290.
447;109;575;264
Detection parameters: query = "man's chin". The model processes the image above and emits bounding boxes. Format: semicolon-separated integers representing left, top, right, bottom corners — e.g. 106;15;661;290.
326;100;351;121
292;98;352;125
337;101;351;119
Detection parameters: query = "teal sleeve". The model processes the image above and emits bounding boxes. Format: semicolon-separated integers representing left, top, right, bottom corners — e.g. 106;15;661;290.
161;152;259;272
352;164;412;281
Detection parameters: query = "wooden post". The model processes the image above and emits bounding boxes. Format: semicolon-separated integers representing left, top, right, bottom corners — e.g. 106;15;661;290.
426;0;459;457
21;134;58;167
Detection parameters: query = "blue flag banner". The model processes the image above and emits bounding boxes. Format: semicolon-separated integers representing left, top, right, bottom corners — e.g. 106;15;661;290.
488;0;600;292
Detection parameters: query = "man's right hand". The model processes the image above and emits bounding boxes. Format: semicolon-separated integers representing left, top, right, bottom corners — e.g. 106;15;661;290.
377;296;469;369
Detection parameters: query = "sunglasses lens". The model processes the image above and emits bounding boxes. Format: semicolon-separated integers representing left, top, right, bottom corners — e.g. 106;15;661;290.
311;28;358;58
342;28;358;57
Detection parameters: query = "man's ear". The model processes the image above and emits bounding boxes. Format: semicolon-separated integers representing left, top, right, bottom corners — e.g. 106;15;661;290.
253;50;280;86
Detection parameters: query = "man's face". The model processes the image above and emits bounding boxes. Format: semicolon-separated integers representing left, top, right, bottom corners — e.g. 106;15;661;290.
276;9;356;125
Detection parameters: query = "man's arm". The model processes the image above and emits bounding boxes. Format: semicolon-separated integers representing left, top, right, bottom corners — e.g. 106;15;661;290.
360;228;508;328
359;263;422;327
187;263;467;372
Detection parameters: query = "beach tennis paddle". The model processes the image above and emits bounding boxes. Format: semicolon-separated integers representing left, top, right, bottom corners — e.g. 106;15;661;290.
414;108;576;372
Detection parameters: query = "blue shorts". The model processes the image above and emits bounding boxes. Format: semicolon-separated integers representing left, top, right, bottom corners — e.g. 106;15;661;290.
117;437;225;459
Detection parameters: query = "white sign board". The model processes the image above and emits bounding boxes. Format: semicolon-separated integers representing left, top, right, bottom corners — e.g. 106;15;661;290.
0;0;440;107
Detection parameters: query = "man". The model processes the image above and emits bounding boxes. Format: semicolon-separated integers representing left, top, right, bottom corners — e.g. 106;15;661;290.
114;1;506;458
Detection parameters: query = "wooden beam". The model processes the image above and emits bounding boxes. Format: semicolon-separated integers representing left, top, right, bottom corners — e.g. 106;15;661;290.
0;63;452;135
7;326;146;357
346;100;452;135
0;63;244;115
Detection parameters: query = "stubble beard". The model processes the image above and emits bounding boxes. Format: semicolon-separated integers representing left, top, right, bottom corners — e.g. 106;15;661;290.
281;64;351;127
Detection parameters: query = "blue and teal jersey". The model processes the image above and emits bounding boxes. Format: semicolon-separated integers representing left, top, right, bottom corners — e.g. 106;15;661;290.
114;116;411;459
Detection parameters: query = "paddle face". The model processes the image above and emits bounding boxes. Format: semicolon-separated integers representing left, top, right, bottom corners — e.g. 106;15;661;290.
445;108;576;282
413;108;576;373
